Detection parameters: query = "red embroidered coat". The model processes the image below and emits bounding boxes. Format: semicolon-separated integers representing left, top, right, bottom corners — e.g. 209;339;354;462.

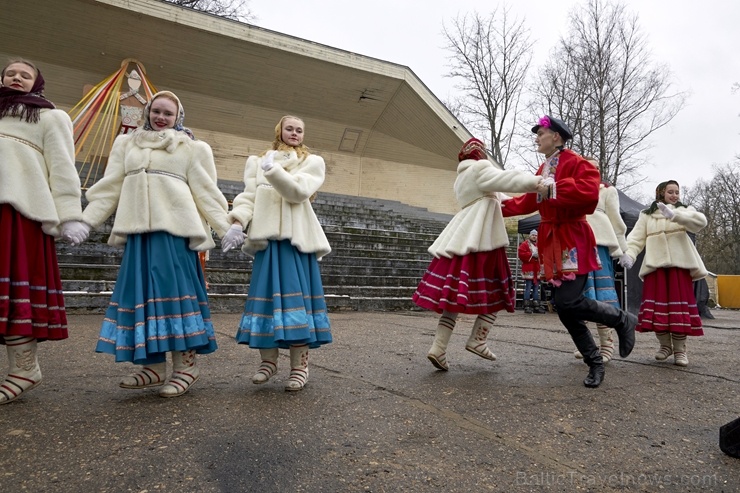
517;239;540;281
503;149;601;282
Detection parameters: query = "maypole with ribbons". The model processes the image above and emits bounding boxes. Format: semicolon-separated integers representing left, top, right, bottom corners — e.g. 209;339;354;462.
68;58;157;188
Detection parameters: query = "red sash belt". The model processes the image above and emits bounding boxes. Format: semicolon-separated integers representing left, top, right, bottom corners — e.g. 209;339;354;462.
540;216;587;280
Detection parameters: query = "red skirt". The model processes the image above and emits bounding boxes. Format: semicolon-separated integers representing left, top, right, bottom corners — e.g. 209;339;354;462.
637;267;703;336
412;248;515;315
0;203;68;341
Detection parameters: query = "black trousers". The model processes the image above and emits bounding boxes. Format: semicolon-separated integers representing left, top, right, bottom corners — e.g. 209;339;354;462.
551;275;626;366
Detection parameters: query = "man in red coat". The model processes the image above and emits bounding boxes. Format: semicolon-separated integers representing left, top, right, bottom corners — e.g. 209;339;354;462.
502;115;636;388
517;230;544;313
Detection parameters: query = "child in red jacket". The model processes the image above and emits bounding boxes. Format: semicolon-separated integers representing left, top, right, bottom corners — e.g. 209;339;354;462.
518;229;545;313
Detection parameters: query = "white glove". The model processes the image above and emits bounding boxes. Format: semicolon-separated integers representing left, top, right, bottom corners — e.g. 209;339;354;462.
537;177;554;199
61;221;90;246
657;202;675;220
221;223;246;252
618;254;634;270
261;150;277;171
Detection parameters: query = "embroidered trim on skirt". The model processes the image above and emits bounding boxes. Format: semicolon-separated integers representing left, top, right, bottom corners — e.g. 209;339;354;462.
236;239;332;349
583;246;620;308
95;232;217;364
412;248;515;315
0;203;67;342
637;267;703;336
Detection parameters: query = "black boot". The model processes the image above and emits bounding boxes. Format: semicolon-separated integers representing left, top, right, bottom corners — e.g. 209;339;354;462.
569;324;605;388
584;364;605;388
566;298;636;358
612;310;637;358
524;300;533;314
533;300;546;314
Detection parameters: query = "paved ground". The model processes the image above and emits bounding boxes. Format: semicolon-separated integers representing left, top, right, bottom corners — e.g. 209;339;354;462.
1;308;738;492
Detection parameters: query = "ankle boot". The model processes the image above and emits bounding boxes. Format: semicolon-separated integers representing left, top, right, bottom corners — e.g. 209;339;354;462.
160;350;200;397
596;325;615;363
465;314;497;361
570;329;604;388
584;362;605;388
120;362;166;389
672;334;688;367
524;300;533;314
286;345;309;391
533;300;546;314
0;336;42;404
654;332;673;361
252;348;279;384
427;315;455;371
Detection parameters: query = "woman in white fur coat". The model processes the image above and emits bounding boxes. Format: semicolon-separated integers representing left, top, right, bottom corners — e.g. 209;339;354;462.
0;59;88;404
574;160;629;363
222;115;331;392
412;138;541;371
82;91;236;397
619;180;707;367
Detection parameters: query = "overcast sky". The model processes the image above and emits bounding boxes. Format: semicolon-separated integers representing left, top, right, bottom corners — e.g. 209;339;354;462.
250;0;740;202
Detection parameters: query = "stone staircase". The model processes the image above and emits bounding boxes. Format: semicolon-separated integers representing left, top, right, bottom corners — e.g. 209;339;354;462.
59;183;472;313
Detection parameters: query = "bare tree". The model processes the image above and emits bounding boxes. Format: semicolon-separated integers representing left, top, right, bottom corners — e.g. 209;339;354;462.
690;161;740;275
442;8;533;167
161;0;254;22
531;0;686;189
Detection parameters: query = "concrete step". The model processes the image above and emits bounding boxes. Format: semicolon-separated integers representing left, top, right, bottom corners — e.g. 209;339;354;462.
322;256;430;269
317;208;447;226
323;225;440;240
62;291;419;314
62;280;418;299
59;190;462;312
321;220;444;234
324;286;416;298
321;265;425;279
326;247;431;261
59;264;252;283
324;232;437;250
59;264;120;281
207;255;429;270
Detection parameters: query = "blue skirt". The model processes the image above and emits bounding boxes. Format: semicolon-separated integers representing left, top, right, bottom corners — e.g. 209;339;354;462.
95;232;217;364
583;245;620;307
236;239;332;349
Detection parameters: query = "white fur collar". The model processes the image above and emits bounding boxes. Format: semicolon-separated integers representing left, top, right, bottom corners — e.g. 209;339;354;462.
133;128;191;153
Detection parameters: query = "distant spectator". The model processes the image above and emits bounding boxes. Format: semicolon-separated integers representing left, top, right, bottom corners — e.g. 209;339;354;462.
518;229;545;314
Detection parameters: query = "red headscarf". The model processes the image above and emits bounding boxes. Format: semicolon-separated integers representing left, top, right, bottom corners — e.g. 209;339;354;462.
0;67;55;123
458;137;487;162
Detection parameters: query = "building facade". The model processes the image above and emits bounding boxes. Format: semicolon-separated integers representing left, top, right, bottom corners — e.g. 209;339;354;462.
1;0;493;214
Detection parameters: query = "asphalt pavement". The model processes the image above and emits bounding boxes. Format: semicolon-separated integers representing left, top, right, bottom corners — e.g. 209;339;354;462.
1;308;738;492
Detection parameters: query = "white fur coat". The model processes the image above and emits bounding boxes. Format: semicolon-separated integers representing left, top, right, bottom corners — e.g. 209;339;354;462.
83;129;230;250
0;109;82;236
586;185;628;257
228;150;330;259
428;159;541;258
625;205;707;280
